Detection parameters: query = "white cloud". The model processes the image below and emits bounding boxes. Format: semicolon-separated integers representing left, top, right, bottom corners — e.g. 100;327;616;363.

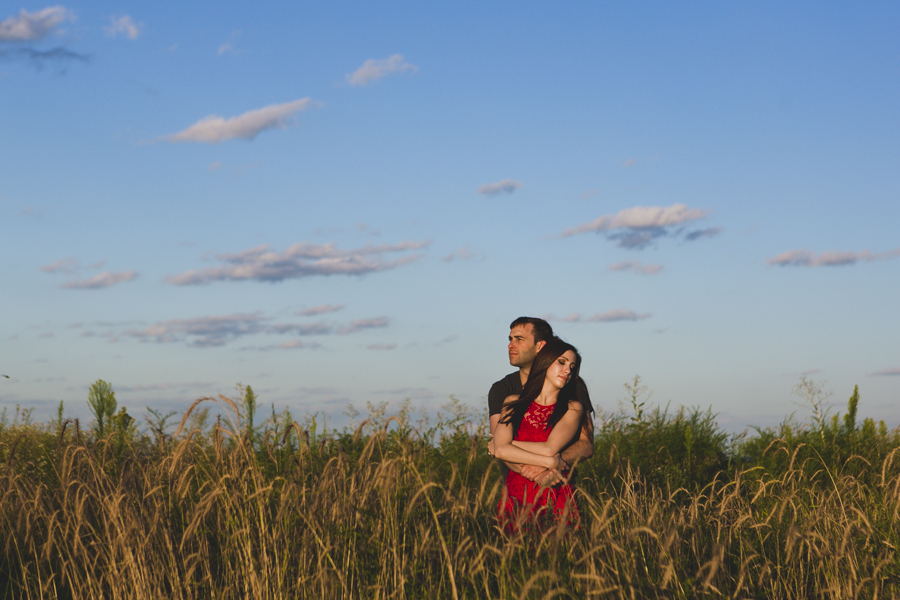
478;179;522;196
0;6;72;42
105;15;140;40
167;240;428;285
608;261;663;275
621;158;637;169
164;98;317;144
561;203;710;249
297;304;345;316
61;271;137;289
346;54;417;86
563;204;708;236
767;247;900;268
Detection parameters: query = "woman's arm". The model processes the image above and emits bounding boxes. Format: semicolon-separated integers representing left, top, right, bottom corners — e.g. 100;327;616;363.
492;396;559;469
510;401;583;456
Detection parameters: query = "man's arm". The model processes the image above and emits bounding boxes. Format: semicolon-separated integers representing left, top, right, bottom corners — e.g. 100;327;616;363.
559;411;594;467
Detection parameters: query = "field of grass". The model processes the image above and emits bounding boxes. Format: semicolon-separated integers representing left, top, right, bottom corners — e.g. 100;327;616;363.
1;378;899;599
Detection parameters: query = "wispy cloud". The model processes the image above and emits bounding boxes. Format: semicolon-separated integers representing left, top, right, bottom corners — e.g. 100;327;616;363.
61;271;137;289
0;46;90;69
216;30;242;57
104;15;140;40
434;334;458;346
167;240;428;285
608;260;663;275
18;206;44;218
767;247;900;268
267;323;332;336
373;387;436;400
0;6;72;42
367;343;396;350
258;340;321;351
685;227;722;242
297;304;345;316
339;317;389;334
441;247;474;262
478;179;522;196
125;311;389;348
561;204;710;249
549;309;651;323
871;367;900;377
117;381;212;393
163;98;317;144
127;313;265;347
586;309;651;322
40;258;79;274
621;158;637;169
346;54;417;86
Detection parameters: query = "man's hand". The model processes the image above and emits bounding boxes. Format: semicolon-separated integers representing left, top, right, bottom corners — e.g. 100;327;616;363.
519;465;545;481
534;468;563;488
487;438;495;457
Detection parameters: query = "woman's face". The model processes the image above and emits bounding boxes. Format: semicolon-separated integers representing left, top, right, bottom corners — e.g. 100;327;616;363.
545;350;577;390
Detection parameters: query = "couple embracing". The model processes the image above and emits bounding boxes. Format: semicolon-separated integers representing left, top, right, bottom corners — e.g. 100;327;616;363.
488;317;594;532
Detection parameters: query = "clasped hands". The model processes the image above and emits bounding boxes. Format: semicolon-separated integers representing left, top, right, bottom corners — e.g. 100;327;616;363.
486;438;569;487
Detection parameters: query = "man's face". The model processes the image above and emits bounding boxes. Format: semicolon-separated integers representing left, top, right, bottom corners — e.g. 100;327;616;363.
508;324;544;368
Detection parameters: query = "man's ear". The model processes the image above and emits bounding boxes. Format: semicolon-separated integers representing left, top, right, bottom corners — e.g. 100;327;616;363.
535;340;546;353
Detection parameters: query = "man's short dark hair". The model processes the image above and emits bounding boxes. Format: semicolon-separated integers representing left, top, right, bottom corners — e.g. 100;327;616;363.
509;317;554;344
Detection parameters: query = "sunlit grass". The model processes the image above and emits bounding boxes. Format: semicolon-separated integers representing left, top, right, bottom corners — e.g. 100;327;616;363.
1;380;898;598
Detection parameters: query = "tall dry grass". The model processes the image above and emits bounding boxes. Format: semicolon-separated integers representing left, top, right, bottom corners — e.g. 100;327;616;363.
1;390;900;598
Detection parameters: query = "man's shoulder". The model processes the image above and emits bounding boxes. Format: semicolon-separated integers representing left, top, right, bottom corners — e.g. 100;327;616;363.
490;371;521;393
488;371;521;416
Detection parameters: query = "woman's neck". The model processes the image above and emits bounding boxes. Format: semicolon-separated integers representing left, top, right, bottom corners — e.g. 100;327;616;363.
534;381;560;406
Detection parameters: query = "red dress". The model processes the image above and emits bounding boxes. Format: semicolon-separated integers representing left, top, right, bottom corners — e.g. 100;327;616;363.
498;401;580;532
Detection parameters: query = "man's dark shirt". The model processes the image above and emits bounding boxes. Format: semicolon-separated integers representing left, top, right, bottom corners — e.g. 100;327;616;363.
489;372;593;417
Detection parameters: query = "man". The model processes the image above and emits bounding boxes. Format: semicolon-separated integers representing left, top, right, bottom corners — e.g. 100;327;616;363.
488;316;594;486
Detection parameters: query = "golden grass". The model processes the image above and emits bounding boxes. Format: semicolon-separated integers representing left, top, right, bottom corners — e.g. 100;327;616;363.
2;404;900;599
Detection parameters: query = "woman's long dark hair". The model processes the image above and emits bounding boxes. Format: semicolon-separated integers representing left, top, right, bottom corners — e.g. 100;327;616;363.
498;337;583;438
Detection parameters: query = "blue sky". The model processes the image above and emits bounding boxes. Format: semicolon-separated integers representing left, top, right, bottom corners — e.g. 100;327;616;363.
2;2;898;431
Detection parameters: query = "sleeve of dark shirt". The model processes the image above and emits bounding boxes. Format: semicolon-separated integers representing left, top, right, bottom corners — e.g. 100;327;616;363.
488;373;519;417
488;380;509;417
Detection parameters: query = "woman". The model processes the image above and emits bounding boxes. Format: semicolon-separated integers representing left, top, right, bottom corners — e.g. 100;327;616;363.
492;337;586;532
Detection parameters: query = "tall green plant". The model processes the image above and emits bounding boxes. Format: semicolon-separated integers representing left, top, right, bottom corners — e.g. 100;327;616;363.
844;385;859;435
243;384;258;445
87;379;117;439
